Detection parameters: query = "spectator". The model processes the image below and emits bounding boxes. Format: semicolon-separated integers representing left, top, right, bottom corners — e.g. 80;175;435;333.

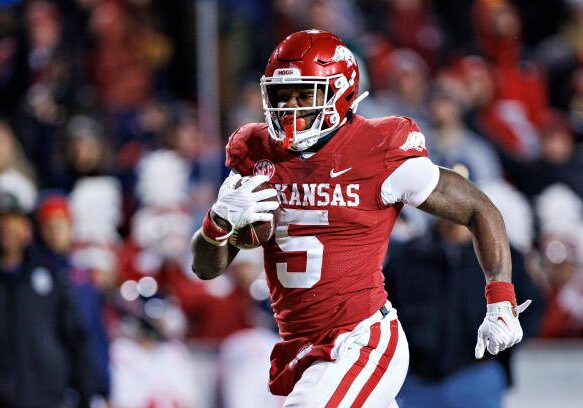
69;176;123;291
387;48;431;127
56;115;112;192
166;102;224;184
501;111;583;200
0;191;100;407
220;327;283;408
383;0;444;71
217;254;282;408
169;248;270;408
0;140;38;222
109;294;197;408
538;236;583;338
165;103;224;224
472;0;550;158
15;0;82;188
304;0;365;45
228;80;264;132
132;97;174;151
427;87;503;184
453;55;497;120
174;253;262;343
479;180;535;256
534;183;583;338
359;47;431;129
117;149;193;283
360;34;395;94
0;119;36;185
21;0;80;110
0;6;23;116
568;67;583;139
88;0;172;149
89;0;170;112
535;0;583;113
36;193;111;400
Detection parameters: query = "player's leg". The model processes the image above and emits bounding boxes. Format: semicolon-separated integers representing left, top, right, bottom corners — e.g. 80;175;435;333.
284;310;409;407
283;359;346;408
356;320;409;408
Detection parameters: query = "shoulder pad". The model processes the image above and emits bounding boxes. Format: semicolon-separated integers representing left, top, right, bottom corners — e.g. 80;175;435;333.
225;123;266;171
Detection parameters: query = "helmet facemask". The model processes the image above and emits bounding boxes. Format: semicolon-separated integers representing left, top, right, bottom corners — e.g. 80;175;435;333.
261;72;351;151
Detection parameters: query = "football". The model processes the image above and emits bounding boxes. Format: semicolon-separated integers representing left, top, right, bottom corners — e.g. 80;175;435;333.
229;178;278;249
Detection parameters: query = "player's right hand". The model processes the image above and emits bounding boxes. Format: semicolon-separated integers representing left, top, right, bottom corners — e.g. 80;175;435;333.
211;174;279;230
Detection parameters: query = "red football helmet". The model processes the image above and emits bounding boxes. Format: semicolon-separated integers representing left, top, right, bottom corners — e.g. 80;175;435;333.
261;30;368;151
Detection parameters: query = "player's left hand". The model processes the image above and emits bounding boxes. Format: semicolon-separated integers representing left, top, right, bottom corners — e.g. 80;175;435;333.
475;281;531;359
475;300;531;358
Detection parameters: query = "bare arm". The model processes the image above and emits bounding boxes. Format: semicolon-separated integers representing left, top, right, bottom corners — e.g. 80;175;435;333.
418;167;511;283
190;228;240;280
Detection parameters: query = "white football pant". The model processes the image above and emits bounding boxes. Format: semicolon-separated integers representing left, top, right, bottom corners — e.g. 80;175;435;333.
284;303;409;407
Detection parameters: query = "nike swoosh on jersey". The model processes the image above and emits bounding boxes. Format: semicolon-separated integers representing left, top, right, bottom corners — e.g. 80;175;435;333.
329;167;352;178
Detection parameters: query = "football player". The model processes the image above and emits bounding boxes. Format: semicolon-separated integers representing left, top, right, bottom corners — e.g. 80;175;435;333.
190;30;530;407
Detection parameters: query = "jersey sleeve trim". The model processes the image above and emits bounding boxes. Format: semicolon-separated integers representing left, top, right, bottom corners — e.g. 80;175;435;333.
380;157;440;207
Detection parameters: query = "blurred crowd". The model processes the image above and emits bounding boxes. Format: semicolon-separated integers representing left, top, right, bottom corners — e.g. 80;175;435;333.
1;0;583;407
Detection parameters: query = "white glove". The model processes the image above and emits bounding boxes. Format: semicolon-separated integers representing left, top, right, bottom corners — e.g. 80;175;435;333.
211;174;279;230
475;300;531;358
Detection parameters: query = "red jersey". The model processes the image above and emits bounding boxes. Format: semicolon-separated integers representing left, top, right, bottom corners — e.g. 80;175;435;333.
225;114;429;394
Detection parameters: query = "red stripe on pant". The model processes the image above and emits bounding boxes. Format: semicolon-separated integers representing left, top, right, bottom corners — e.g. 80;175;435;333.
324;322;382;408
351;319;400;407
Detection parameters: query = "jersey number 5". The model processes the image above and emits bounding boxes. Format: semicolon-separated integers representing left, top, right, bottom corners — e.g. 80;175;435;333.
274;208;329;288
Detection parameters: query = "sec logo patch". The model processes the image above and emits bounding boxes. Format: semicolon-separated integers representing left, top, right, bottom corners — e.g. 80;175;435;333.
253;159;275;180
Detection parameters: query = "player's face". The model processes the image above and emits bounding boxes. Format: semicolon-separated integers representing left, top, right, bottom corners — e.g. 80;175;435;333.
272;85;326;129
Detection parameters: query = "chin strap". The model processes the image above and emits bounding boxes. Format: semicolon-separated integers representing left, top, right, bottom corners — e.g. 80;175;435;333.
350;91;369;114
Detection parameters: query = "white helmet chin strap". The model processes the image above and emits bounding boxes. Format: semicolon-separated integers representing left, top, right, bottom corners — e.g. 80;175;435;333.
351;91;369;114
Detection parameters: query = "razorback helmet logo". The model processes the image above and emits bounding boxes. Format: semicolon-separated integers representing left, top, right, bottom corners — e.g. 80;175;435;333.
331;45;356;65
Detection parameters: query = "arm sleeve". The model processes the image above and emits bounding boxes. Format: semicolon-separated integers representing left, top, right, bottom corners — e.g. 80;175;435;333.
381;157;440;207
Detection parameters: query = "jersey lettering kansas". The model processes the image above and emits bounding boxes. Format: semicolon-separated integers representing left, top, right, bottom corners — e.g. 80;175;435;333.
226;115;428;340
274;183;360;207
